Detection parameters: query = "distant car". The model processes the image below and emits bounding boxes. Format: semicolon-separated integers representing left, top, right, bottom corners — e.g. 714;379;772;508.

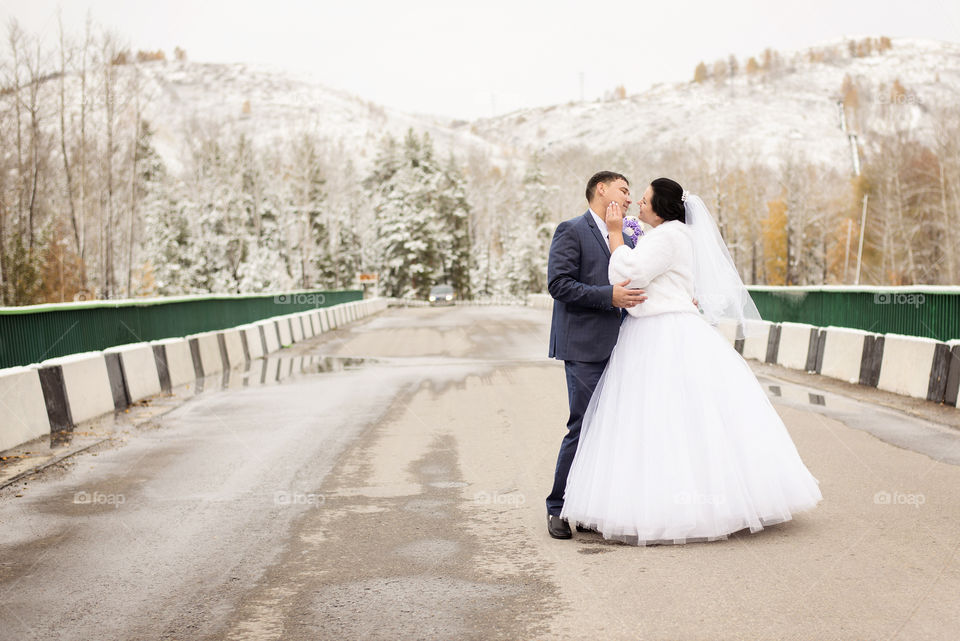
428;285;455;306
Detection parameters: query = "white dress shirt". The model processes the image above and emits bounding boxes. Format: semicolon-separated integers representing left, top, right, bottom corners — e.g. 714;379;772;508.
588;208;609;248
609;220;699;319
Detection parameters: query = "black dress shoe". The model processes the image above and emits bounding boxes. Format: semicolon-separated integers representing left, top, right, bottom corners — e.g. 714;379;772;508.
547;514;572;539
575;523;598;533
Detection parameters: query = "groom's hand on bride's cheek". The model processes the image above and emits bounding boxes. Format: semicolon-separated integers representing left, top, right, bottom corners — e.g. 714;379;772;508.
613;280;647;308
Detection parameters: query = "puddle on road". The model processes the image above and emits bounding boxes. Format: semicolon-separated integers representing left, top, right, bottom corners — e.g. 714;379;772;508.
759;374;960;466
766;385;827;407
197;355;383;392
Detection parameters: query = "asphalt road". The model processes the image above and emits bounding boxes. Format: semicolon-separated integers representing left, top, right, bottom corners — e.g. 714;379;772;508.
1;305;959;640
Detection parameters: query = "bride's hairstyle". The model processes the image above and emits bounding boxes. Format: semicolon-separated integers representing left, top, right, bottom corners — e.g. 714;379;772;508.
650;177;686;223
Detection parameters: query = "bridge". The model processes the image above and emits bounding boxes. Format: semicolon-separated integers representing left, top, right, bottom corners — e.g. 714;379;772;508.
1;293;959;639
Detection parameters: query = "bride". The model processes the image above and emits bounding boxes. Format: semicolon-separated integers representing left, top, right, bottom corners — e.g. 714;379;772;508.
559;177;822;545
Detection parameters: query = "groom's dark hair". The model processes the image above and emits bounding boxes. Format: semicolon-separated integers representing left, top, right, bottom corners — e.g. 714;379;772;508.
585;171;629;202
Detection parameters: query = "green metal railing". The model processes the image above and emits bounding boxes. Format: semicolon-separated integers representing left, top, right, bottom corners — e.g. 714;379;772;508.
0;289;362;369
748;286;960;342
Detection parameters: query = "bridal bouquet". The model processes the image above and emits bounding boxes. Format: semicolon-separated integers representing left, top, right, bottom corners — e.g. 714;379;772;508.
623;216;643;244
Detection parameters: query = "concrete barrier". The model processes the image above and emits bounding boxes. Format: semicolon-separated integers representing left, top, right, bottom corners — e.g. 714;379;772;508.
715;320;736;345
301;312;317;338
239;324;265;360
818;326;869;384
0;367;51;451
152;337;195;389
220;328;246;369
1;299;385;453
741;320;774;362
776;322;818;371
38;352;116;426
877;333;950;401
289;315;304;343
276;318;293;347
104;342;162;403
188;331;224;377
256;320;281;354
945;340;960;408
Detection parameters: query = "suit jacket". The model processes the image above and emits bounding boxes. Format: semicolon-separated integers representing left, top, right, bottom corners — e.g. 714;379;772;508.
547;211;635;362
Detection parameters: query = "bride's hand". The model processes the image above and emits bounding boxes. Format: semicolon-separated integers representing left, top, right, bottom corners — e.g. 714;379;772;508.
605;201;624;234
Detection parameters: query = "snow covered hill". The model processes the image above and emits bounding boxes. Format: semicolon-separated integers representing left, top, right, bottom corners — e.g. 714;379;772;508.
37;36;960;176
125;61;500;172
464;38;960;171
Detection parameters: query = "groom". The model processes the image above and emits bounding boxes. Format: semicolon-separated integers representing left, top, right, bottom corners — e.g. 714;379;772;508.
545;171;646;539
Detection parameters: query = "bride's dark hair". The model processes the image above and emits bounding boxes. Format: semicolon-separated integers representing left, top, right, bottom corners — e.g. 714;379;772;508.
650;177;686;223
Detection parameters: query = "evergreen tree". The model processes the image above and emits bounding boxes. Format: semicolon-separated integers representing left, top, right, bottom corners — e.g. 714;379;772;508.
435;154;472;298
366;129;454;299
139;121;196;295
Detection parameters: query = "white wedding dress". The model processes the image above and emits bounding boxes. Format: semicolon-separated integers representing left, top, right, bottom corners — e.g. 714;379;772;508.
560;215;822;545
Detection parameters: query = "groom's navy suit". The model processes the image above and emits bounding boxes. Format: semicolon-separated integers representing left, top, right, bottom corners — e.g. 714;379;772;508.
546;211;634;516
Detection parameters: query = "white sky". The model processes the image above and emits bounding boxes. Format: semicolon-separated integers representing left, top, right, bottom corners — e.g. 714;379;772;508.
2;0;959;120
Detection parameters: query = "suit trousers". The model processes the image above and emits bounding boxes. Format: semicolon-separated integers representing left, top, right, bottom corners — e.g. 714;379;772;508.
546;358;608;516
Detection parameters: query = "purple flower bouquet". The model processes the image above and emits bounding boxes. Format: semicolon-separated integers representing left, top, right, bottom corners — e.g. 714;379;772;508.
623;216;643;244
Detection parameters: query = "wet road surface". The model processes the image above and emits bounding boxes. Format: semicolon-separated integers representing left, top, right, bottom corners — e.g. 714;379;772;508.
1;305;959;640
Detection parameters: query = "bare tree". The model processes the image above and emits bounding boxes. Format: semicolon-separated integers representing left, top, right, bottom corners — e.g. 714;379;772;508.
100;30;120;297
126;63;142;296
77;12;93;294
23;32;44;251
58;10;88;293
7;20;24;233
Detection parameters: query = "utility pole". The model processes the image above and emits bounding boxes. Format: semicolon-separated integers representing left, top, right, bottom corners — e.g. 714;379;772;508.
855;194;868;285
843;218;852;282
843;118;867;285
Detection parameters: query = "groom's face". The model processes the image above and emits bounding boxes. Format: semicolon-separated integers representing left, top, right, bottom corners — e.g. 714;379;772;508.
599;179;632;216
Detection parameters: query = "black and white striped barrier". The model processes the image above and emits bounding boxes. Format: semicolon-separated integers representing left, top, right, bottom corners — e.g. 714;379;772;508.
0;299;389;452
716;319;958;408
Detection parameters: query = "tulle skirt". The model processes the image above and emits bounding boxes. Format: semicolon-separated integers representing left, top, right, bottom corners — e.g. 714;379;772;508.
560;311;822;545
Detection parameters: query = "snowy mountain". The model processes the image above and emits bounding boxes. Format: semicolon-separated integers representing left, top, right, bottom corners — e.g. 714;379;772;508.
77;61;504;173
86;37;960;175
465;37;960;171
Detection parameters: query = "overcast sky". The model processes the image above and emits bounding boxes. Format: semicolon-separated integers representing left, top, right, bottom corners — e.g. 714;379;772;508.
2;0;959;120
